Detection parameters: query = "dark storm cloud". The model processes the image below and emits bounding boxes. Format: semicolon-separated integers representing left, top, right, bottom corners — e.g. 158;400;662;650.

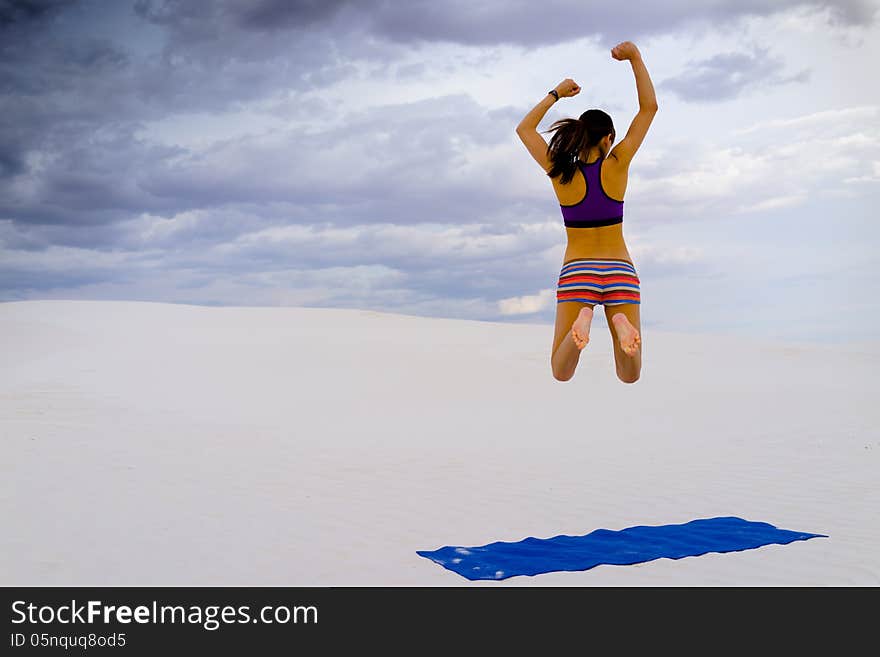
170;0;878;48
0;0;373;184
224;0;354;31
131;1;880;53
2;91;529;239
133;93;516;216
0;0;74;26
659;48;811;103
0;120;187;227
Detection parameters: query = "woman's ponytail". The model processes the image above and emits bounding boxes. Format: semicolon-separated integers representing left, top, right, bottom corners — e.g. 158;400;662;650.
543;109;615;184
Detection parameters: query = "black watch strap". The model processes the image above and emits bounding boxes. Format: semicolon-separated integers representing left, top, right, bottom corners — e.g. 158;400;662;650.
548;89;559;101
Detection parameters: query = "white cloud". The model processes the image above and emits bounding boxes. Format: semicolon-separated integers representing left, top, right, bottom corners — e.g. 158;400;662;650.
628;243;708;267
658;47;808;103
731;105;879;136
497;288;555;316
843;160;880;183
739;193;810;213
630;104;880;220
233;221;555;264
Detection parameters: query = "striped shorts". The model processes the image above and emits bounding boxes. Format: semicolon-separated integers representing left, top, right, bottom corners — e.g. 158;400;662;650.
556;258;641;306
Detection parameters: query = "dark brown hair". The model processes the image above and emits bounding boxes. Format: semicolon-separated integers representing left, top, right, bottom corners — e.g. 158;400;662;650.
543;109;615;184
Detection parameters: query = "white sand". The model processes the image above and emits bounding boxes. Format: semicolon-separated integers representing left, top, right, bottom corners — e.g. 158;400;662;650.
1;299;877;586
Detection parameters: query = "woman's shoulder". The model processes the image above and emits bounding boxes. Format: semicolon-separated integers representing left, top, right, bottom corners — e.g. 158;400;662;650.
603;150;631;171
600;153;628;201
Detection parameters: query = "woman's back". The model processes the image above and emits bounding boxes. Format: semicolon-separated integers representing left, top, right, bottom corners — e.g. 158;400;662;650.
553;150;627;206
553;151;633;262
555;155;625;227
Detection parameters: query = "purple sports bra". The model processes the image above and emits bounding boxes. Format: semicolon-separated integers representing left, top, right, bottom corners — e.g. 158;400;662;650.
559;157;624;228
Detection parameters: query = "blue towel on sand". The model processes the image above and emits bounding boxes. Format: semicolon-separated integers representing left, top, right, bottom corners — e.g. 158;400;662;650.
417;516;827;581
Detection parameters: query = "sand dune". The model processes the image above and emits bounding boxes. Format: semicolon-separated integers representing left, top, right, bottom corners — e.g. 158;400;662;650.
1;299;877;586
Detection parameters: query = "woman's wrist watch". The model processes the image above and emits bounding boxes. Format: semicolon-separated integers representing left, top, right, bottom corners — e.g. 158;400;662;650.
548;89;559;101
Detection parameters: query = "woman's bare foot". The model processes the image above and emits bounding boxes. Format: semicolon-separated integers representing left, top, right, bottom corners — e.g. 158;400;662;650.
611;312;641;356
570;306;594;350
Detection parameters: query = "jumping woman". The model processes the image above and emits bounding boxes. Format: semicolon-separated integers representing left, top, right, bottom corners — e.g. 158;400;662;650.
515;40;657;384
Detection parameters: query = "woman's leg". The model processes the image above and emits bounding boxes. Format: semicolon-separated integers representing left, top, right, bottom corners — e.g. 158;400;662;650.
551;300;594;381
605;302;642;383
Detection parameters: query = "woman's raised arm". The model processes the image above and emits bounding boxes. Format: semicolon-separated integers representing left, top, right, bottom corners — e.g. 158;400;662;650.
610;41;657;166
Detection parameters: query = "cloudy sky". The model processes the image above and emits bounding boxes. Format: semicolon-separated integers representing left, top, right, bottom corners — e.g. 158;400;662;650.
2;0;878;344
